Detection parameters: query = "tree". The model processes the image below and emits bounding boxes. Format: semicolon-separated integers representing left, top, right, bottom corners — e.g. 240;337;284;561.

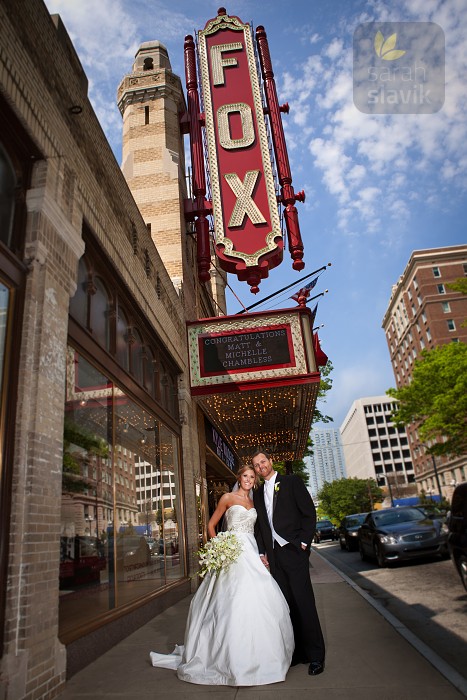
387;342;467;457
275;458;310;486
446;278;467;327
62;418;109;493
447;277;467;295
276;360;333;483
316;478;382;523
312;360;334;425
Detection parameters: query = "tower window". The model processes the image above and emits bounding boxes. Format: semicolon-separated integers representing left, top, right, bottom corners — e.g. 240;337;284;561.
145;106;149;125
143;57;154;70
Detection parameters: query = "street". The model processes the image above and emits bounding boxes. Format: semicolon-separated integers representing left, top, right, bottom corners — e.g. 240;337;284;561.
313;540;467;681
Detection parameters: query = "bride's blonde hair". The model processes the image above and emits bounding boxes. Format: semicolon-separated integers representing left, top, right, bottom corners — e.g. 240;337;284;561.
236;464;260;490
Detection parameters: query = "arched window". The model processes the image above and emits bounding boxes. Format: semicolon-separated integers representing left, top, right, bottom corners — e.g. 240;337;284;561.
142;345;155;396
0;145;16;249
116;306;129;371
69;257;89;327
131;328;144;384
90;276;110;351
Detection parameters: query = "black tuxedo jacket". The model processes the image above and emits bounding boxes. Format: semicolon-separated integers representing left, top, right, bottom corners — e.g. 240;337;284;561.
253;473;317;565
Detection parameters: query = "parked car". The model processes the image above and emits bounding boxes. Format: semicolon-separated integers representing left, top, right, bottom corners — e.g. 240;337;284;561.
313;519;338;544
118;535;151;568
145;537;159;556
447;482;467;591
59;535;106;588
338;512;368;551
358;506;449;567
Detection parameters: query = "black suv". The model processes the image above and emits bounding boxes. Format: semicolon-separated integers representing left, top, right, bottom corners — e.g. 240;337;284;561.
339;512;368;551
314;519;338;544
447;482;467;591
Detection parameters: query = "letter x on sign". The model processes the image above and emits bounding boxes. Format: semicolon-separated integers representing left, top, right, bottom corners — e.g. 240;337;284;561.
224;170;267;228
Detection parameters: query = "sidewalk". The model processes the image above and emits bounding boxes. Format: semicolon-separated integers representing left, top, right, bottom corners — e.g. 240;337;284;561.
57;550;467;699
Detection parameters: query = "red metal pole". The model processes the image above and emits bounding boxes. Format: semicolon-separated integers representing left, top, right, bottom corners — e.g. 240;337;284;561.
256;25;305;271
184;34;211;283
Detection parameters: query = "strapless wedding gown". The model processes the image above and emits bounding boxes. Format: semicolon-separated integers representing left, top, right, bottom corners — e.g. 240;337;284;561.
150;505;294;685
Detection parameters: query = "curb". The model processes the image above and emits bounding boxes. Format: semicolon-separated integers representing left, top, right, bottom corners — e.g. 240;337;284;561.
312;548;467;698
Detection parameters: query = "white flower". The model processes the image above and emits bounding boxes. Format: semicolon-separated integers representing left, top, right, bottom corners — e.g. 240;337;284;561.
197;531;242;578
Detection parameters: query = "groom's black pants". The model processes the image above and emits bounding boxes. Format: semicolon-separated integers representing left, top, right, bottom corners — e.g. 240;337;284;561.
272;542;325;663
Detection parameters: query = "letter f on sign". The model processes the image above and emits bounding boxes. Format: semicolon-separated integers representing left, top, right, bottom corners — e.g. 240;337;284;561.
225;171;267;227
211;43;243;85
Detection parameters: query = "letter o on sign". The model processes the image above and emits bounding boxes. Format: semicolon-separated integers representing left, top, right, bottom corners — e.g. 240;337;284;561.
217;102;255;150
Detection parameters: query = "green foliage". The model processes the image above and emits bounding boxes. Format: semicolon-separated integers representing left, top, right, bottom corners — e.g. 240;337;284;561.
387;342;467;457
285;361;333;481
446;278;467;326
312;360;334;425
62;418;109;493
275;459;310;486
316;478;383;523
418;489;450;511
446;277;467;295
64;418;109;457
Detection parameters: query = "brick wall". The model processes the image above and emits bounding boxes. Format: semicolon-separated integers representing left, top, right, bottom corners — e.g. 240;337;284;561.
0;1;207;697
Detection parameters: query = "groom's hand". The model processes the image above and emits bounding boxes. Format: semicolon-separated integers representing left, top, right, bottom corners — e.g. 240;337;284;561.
260;554;270;569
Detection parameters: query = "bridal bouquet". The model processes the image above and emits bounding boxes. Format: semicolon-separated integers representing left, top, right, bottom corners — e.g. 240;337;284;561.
197;531;242;577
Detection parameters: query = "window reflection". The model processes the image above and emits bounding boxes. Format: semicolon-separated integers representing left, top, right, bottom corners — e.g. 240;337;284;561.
59;348;184;639
0;283;9;394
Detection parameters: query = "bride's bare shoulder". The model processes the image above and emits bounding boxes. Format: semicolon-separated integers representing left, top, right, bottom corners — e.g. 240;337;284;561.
218;492;235;508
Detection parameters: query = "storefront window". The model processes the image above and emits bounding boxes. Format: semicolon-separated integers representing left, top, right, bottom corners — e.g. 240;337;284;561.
59;348;185;638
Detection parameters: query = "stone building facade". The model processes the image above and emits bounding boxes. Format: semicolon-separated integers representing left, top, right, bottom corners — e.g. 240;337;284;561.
382;246;467;499
0;1;234;698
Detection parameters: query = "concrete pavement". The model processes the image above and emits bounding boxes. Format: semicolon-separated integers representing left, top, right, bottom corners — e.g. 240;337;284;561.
57;549;467;699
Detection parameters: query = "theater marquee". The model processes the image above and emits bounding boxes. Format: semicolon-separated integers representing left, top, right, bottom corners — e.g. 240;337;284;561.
187;308;321;463
187;308;318;395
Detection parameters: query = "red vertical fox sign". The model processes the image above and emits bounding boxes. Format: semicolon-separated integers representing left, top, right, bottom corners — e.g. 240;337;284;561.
197;10;283;293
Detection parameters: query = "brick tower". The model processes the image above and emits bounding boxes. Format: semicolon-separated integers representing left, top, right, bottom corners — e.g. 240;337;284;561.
117;41;227;317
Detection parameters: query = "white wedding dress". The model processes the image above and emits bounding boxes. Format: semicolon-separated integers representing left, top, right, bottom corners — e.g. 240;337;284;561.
150;505;294;686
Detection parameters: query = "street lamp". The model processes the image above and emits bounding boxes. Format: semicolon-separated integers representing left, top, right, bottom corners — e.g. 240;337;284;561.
378;474;394;508
415;444;442;499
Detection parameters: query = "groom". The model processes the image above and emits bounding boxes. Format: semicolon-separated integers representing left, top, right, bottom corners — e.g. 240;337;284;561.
252;449;325;676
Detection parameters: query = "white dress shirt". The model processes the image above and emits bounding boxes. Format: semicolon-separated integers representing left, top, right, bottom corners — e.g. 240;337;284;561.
264;474;288;547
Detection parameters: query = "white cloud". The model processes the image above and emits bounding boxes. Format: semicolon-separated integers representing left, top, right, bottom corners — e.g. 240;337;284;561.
290;0;467;242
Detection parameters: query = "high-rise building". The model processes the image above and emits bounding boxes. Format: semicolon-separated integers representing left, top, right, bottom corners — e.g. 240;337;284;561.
381;246;467;499
340;396;417;504
306;427;346;498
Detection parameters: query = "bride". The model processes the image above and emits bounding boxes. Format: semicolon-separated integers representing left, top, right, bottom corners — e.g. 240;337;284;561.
150;464;294;686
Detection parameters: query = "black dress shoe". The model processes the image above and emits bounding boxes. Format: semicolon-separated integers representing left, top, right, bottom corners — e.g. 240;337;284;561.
308;661;325;676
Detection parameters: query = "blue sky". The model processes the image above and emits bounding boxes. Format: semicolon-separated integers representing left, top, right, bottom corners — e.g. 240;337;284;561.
44;0;466;428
